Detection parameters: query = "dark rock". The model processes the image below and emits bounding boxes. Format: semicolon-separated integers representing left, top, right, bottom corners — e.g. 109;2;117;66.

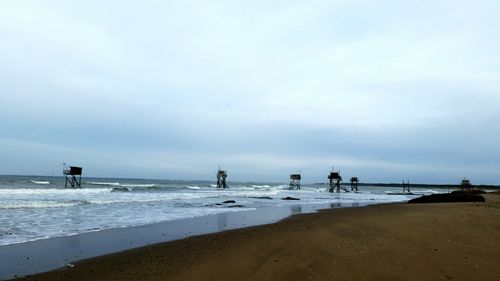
281;196;300;200
222;200;236;204
408;193;485;203
251;196;273;200
227;205;244;208
451;189;487;195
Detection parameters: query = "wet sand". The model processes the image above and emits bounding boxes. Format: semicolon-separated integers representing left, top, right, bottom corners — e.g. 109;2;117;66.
17;194;500;281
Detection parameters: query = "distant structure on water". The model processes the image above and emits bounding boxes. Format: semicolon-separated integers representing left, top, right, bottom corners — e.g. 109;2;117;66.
350;177;359;191
216;169;228;189
402;180;411;193
63;165;82;188
289;174;301;190
460;178;472;191
328;169;342;193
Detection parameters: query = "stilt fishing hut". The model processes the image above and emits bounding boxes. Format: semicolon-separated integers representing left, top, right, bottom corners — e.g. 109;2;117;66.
350;177;359;191
289;174;301;190
460;178;472;191
63;166;82;188
328;170;342;193
402;179;411;193
217;169;228;189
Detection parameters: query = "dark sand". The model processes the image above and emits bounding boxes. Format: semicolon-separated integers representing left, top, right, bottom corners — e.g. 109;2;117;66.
17;194;500;281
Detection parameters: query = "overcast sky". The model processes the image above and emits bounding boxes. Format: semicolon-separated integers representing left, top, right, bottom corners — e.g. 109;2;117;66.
0;0;499;184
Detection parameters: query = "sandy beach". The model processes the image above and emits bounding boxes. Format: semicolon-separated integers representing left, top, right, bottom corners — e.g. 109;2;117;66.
16;193;500;281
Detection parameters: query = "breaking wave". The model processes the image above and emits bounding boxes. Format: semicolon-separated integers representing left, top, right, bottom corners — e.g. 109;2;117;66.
86;182;120;186
29;180;50;185
0;200;90;209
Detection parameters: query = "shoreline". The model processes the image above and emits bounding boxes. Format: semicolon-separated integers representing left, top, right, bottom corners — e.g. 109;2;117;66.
1;201;377;280
12;193;500;281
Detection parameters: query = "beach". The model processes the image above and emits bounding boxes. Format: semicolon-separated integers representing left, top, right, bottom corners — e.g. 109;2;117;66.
0;176;431;279
16;193;500;281
3;1;499;280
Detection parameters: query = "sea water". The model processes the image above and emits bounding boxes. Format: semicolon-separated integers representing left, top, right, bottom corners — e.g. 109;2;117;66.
0;175;440;246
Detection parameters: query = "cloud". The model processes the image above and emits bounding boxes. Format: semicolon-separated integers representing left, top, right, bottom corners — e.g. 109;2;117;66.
0;0;499;184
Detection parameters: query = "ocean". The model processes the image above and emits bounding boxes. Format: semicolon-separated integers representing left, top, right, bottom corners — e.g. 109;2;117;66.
0;175;442;247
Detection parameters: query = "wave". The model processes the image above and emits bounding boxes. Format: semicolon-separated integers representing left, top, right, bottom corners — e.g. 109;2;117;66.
0;188;112;195
251;185;271;188
185;186;201;190
0;200;90;209
119;184;158;188
86;182;159;189
86;182;120;186
0;206;259;247
413;189;442;194
111;187;131;192
30;180;50;185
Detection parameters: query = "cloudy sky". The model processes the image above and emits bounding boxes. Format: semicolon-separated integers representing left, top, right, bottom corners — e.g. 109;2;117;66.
0;0;499;184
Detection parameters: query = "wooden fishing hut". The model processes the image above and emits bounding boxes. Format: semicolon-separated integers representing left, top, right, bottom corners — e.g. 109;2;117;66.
217;169;228;189
402;180;411;193
328;170;342;193
63;166;82;188
350;177;359;191
460;178;472;191
289;174;301;190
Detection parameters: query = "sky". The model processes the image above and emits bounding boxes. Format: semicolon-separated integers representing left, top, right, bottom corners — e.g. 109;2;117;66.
0;0;499;184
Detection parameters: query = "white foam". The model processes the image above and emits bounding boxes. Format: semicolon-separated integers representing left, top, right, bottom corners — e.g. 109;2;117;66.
0;188;111;195
0;181;423;247
413;189;442;194
30;180;50;185
0;200;86;209
119;184;158;188
251;185;271;188
0;206;257;246
86;182;120;186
